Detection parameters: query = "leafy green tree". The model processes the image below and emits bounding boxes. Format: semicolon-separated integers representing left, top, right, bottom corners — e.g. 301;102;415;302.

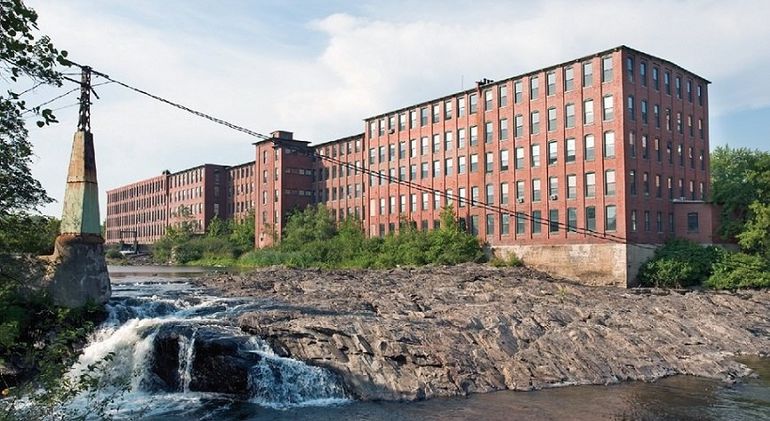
0;214;59;254
706;251;770;290
1;0;70;217
280;205;336;251
737;201;770;259
711;146;770;238
229;209;255;252
206;215;230;238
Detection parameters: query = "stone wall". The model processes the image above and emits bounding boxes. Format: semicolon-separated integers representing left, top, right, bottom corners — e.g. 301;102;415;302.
494;243;663;287
625;244;658;286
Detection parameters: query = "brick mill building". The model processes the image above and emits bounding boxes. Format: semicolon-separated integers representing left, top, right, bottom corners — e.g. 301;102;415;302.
105;46;717;286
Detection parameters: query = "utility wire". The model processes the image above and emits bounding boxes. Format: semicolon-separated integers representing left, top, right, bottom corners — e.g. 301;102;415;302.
62;64;711;254
21;80;113;115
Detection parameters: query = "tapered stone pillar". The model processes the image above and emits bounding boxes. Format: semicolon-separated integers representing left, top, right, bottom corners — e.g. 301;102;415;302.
45;130;111;307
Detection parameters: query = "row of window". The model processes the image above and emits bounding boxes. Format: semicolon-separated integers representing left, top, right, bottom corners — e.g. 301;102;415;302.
628;132;706;169
370;95;615;140
627;95;705;139
368;56;620;138
316;139;363;158
625;55;704;105
367;55;704;140
366;128;618;168
105;223;166;240
108;179;166;202
107;194;167;215
479;206;618;236
628;210;697;234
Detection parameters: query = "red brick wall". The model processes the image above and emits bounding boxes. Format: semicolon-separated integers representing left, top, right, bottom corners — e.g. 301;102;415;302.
105;174;168;244
621;49;710;245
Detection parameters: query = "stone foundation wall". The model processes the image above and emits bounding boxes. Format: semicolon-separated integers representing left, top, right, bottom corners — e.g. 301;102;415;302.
494;243;661;287
625;244;659;287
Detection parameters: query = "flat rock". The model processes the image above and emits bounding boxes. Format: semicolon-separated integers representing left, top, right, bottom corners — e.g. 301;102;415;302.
195;264;770;401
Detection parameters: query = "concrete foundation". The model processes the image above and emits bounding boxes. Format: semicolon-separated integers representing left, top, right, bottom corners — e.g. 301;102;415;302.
44;234;111;307
494;243;661;287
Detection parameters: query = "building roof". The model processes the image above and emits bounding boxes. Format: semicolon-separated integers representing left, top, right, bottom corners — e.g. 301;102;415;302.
312;133;365;148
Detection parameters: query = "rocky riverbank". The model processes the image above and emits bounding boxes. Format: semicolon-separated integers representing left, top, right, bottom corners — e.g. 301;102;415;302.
194;264;770;401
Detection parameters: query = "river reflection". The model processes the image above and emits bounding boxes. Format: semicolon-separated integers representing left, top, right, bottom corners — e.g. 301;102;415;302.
206;361;768;421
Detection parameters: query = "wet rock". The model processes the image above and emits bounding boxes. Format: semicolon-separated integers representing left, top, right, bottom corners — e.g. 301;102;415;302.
195;264;770;402
148;323;195;392
188;327;262;395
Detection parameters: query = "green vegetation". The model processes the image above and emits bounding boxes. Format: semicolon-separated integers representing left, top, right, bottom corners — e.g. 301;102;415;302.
152;207;256;265
154;205;485;268
639;147;770;290
711;146;770;239
490;253;524;268
0;214;59;255
637;239;723;288
705;252;770;290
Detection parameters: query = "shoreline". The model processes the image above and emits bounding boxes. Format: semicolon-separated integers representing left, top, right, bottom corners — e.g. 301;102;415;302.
192;264;770;401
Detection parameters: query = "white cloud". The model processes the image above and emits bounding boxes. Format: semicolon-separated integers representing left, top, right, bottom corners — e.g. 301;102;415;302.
17;0;770;218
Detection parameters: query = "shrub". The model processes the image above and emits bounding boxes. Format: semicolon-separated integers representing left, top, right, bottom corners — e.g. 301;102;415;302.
490;253;524;267
637;239;724;288
104;246;123;259
705;252;770;290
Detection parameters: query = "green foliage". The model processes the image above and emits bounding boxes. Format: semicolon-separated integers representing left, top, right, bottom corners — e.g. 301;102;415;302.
177;205;484;269
280;205;336;252
0;213;59;254
705;252;770;290
229;209;256;254
490;253;524;267
1;0;70;217
104;246;123;260
736;201;770;259
637;239;724;288
153;208;256;265
711;146;770;238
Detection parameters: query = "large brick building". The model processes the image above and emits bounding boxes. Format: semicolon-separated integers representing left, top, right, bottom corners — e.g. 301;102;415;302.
105;46;718;285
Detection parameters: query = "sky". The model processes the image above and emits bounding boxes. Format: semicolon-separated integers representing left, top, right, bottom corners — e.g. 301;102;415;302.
10;0;770;218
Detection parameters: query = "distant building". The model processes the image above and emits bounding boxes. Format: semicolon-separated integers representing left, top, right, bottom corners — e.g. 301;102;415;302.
105;45;718;286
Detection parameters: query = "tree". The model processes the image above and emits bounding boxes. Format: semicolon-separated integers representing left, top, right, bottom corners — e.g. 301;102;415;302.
229;209;255;252
280;205;336;251
737;201;770;259
1;0;70;218
711;146;770;238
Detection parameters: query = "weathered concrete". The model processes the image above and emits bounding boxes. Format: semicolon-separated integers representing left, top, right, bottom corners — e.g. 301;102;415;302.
60;131;101;235
44;130;110;307
494;244;630;286
43;234;111;307
196;265;770;402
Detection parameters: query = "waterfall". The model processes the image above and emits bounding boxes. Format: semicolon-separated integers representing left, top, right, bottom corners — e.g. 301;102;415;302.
57;276;349;418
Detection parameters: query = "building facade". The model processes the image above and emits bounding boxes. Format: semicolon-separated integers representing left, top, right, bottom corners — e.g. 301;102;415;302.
105;46;716;286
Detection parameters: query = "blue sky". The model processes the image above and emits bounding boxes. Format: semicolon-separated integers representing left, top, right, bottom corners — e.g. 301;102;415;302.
11;0;770;217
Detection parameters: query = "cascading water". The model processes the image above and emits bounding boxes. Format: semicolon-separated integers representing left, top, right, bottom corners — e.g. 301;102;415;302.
59;270;349;418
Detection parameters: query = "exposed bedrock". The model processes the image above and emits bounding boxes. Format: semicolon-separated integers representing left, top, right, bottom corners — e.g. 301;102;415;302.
197;265;770;401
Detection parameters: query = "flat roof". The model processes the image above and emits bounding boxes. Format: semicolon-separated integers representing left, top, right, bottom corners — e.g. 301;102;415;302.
364;45;711;122
313;132;365;148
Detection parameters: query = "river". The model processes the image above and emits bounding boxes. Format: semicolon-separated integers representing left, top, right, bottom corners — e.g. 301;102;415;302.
60;266;770;420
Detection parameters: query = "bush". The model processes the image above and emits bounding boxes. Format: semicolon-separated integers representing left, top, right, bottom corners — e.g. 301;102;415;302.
705;252;770;289
151;205;484;269
637;239;724;288
490;253;524;267
104;246;123;259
